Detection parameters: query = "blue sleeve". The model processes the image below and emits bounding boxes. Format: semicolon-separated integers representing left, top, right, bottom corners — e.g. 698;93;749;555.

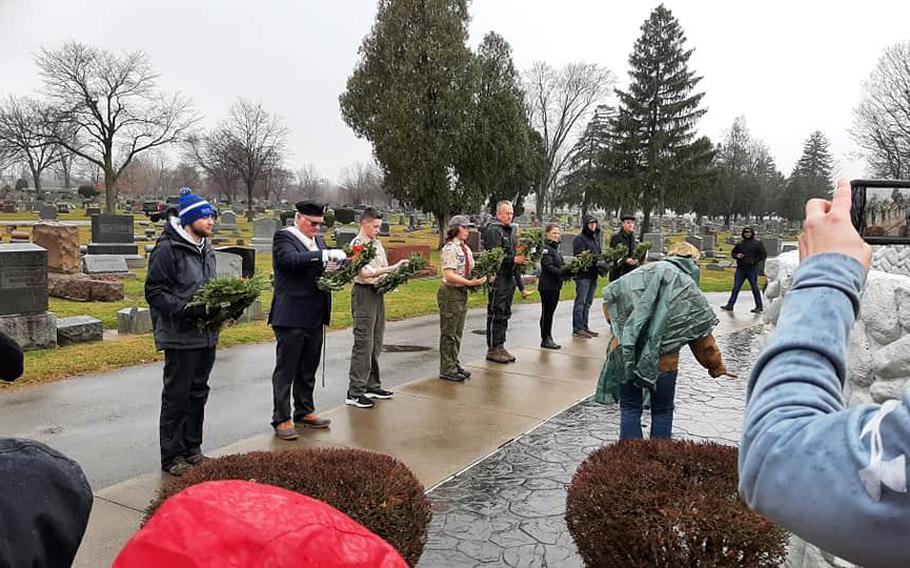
272;232;323;273
739;253;910;566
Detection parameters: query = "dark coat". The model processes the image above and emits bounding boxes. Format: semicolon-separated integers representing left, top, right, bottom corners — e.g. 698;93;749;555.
0;330;23;382
482;221;519;280
269;228;332;330
573;215;603;281
732;228;767;270
145;219;218;351
539;240;569;292
609;229;638;281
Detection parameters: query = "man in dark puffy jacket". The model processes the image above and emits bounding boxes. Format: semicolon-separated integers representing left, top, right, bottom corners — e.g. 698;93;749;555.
0;330;23;382
482;201;527;364
145;188;219;476
572;214;603;338
609;214;639;282
720;226;767;313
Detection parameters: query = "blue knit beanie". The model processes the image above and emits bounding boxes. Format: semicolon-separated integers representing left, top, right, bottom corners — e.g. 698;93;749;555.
178;187;216;226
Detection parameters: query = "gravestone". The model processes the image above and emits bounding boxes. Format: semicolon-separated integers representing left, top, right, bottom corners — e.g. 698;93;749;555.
514;214;530;225
83;255;129;275
85;206;101;216
219;211;238;232
466;230;481;253
0;243;56;350
686;235;704;250
642;233;665;253
334;227;358;248
701;233;717;256
32;223;81;274
560;233;577;257
216;246;256;278
56;315;103;346
214;250;243;280
117;307;153;334
1;202;16;213
251;218;279;252
39;204;57;221
10;230;30;243
88;214;138;255
763;237;782;258
380;221;391;237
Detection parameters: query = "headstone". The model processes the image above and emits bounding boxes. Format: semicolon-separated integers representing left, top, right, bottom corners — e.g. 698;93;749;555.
705;263;727;272
1;202;16;213
236;298;264;323
88;214;138;255
85;206;101;216
251;218;279;252
466;229;481;253
763;237;782;258
334;227;358;248
560;233;577;257
56;315;103;346
117;307;153;335
10;230;29;242
214;251;243;280
686;235;704;250
642;233;665;253
39;204;57;221
0;312;56;350
218;211;238;233
701;233;716;253
32;223;81;274
83;255;129;275
216;246;256;278
56;203;70;214
514;214;530;225
124;255;145;269
0;243;48;315
48;273;124;302
379;221;391;237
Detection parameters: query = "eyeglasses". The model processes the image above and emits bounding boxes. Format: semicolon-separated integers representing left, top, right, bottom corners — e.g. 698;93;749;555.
302;217;324;227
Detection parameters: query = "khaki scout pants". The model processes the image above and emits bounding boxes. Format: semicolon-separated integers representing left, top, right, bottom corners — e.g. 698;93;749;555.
437;284;469;375
348;284;385;397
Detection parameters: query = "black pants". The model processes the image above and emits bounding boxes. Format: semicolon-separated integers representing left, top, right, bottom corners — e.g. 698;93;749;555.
486;275;516;350
160;347;216;469
539;288;560;340
271;326;323;427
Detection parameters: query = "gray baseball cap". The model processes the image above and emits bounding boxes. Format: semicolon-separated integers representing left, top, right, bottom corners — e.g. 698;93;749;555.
448;215;471;228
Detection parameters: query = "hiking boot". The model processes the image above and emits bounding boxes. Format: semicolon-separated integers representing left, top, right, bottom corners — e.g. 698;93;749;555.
500;348;516;362
720;304;734;311
185;453;211;466
345;394;375;409
573;330;593;338
584;329;600;337
456;365;471;378
296;413;331;429
440;371;467;382
751;307;764;314
274;421;299;441
163;458;193;477
486;349;511;364
365;388;394;400
541;338;562;350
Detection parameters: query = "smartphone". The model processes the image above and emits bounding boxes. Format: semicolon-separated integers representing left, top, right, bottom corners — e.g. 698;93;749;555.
850;179;910;244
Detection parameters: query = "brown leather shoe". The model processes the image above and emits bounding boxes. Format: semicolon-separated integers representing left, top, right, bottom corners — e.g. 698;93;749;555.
274;420;299;440
486;349;511;364
500;347;516;362
296;413;331;429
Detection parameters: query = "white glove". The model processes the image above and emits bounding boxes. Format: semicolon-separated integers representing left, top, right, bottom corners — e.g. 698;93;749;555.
322;249;347;263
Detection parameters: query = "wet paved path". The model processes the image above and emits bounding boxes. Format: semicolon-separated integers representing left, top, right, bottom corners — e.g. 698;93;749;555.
418;317;763;567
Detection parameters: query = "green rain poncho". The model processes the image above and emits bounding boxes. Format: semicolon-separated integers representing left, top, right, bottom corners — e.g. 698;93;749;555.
595;256;718;404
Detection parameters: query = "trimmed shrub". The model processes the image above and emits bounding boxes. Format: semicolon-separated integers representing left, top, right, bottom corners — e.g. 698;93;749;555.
147;448;431;566
335;206;356;224
566;440;787;567
324;208;336;228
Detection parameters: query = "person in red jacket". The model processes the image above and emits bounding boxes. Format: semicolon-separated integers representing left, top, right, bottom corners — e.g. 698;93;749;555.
114;480;408;567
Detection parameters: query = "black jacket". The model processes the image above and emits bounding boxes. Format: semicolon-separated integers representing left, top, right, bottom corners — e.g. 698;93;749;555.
269;228;332;330
539;240;570;292
145;218;218;350
573;215;603;281
0;438;93;568
0;330;23;382
609;229;638;281
732;228;767;269
482;221;519;280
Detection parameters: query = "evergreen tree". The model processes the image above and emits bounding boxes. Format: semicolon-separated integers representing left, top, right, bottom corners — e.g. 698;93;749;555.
780;131;834;220
607;4;708;234
555;105;614;217
340;0;474;234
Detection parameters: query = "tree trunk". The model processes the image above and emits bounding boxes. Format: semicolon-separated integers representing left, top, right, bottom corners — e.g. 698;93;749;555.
246;179;255;222
30;164;43;203
104;158;116;214
435;211;448;248
641;207;652;235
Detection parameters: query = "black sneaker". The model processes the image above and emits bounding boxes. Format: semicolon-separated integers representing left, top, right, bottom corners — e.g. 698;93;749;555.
185;453;211;466
440;371;467;382
751;307;764;314
163;457;193;477
456;366;472;378
345;394;375;408
719;305;734;311
365;388;394;399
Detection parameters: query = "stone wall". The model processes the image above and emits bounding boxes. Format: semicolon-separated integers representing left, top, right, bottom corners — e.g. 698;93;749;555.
763;248;910;568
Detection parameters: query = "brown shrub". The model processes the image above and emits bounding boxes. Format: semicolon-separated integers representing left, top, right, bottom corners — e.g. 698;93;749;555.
146;448;431;566
565;439;787;567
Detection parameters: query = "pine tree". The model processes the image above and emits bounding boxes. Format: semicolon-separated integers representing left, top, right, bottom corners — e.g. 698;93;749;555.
555;105;615;217
780;131;834;220
607;4;708;233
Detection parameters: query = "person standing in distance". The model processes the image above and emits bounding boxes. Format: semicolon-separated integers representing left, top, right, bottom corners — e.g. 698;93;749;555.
609;214;640;282
482;201;527;364
720;227;767;313
572;215;603;338
269;201;347;440
345;207;409;409
539;224;571;349
438;215;487;381
145;187;219;476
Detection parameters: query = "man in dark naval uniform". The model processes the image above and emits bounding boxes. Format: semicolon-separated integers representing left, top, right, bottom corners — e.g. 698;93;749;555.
269;201;347;440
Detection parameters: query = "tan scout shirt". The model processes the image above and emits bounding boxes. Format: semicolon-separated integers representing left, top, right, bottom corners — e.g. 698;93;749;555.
352;232;388;285
440;238;474;285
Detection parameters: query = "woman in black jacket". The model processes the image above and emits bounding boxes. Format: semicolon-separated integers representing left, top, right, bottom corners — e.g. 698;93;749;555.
539;224;570;349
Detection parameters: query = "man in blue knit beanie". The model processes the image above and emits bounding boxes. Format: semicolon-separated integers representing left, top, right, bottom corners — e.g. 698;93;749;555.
145;187;220;476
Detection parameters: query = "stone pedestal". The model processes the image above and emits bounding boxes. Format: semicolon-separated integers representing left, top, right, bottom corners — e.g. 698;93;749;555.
117;307;153;335
57;315;103;346
0;312;57;350
33;223;81;274
48;273;124;302
0;243;48;316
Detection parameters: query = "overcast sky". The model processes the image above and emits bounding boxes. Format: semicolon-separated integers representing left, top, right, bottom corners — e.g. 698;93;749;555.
1;0;908;183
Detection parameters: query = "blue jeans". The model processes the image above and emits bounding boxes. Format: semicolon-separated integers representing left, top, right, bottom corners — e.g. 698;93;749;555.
572;277;597;333
726;267;762;309
619;371;678;440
